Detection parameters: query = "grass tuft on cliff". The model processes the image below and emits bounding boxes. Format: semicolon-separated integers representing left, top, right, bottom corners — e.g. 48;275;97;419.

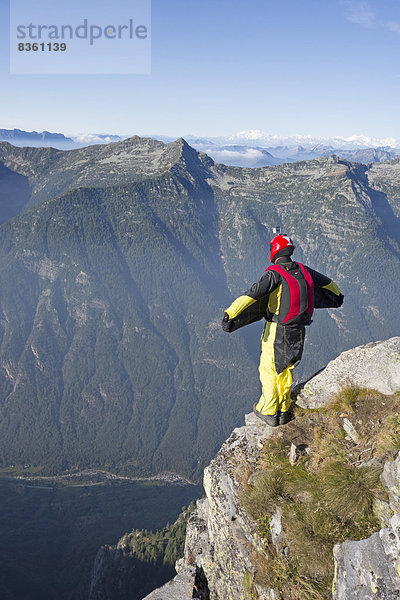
242;386;399;600
376;414;400;456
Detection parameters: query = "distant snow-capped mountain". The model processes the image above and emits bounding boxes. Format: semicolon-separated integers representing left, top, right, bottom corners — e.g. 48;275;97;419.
1;128;399;167
226;129;400;150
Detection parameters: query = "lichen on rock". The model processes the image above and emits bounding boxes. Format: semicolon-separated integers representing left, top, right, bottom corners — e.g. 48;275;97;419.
296;337;400;409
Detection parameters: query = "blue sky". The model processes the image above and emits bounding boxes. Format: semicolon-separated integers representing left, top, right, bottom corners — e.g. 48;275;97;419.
1;0;400;139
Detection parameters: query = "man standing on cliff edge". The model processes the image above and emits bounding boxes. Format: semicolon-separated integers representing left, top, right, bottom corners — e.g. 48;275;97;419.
221;233;344;427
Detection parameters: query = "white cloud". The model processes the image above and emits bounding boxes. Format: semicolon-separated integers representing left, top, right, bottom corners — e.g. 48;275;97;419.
386;20;400;34
218;148;265;160
342;0;376;28
335;134;399;148
341;0;400;37
229;129;266;141
72;133;124;145
204;147;272;167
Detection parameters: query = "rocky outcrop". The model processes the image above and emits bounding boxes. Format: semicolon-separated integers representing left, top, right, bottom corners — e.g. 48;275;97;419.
142;337;400;599
296;337;400;409
139;565;205;600
333;453;400;600
182;413;276;600
142;413;275;599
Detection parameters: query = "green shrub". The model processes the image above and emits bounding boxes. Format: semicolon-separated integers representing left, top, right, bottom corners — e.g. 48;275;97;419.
319;461;382;522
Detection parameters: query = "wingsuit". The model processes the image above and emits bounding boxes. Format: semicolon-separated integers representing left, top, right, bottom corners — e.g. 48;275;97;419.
222;234;344;427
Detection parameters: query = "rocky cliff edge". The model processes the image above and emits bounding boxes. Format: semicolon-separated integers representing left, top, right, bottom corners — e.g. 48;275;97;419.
143;337;400;600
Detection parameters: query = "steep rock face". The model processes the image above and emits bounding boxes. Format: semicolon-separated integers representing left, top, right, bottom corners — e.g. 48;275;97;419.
182;413;274;600
143;412;275;600
296;337;400;408
143;338;400;600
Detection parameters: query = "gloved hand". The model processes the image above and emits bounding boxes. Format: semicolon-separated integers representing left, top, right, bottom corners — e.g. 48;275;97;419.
337;293;344;307
221;312;233;332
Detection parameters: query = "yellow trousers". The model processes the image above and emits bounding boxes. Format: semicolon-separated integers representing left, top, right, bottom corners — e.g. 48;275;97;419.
255;322;294;416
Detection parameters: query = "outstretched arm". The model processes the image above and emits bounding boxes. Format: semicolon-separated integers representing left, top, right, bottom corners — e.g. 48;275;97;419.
307;266;343;308
222;270;278;332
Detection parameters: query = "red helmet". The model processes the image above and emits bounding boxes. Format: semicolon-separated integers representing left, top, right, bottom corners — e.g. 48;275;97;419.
270;234;295;262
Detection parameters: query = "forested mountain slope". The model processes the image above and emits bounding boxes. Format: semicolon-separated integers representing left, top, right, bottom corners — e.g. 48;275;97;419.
0;137;398;479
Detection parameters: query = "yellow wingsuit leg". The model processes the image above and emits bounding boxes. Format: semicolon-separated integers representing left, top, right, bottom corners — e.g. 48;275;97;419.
255;321;294;416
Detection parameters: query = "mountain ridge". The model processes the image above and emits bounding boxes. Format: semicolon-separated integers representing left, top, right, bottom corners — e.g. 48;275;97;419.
3;128;400;167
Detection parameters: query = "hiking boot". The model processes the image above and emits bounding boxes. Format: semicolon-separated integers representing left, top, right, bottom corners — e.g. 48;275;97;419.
278;407;294;425
253;403;279;427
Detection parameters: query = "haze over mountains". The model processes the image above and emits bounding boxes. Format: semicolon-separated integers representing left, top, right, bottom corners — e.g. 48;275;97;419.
1;127;399;167
0;129;121;150
0;135;399;481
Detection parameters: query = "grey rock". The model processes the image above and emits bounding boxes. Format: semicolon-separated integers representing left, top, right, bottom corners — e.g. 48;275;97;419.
269;508;283;545
296;337;400;408
333;453;400;599
244;411;275;449
141;567;196;600
373;498;393;528
343;418;361;443
360;457;384;469
289;442;300;465
382;452;400;513
333;514;400;600
182;417;274;600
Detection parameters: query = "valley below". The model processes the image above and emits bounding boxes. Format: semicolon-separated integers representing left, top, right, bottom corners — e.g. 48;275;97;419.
0;476;202;600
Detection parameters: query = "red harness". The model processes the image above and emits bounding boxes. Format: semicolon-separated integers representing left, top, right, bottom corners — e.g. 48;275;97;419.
265;262;314;324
